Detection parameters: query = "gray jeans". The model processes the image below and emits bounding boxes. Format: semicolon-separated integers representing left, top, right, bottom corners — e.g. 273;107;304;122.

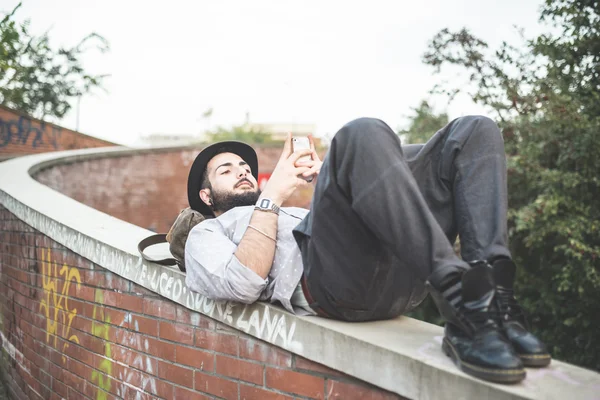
294;116;510;321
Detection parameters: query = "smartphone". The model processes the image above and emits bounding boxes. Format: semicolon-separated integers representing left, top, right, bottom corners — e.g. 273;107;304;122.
292;136;313;182
292;136;311;164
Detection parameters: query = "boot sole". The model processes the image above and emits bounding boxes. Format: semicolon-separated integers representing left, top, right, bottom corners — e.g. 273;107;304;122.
519;353;551;368
442;337;526;384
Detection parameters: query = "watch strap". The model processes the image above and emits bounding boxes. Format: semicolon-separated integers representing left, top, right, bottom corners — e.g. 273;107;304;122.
255;198;280;215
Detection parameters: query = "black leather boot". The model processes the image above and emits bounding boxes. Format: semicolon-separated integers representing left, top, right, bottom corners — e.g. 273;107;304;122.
426;263;526;383
491;258;551;367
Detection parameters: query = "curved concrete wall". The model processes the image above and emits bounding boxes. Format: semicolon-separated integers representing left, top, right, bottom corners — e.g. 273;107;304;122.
0;147;598;400
35;146;315;233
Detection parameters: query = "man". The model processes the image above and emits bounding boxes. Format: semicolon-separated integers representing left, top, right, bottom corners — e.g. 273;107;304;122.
184;116;550;384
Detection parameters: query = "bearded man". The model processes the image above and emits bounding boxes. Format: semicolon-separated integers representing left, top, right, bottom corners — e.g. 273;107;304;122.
184;116;550;384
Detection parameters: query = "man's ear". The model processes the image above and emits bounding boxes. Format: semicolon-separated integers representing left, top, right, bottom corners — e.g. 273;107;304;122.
199;189;212;206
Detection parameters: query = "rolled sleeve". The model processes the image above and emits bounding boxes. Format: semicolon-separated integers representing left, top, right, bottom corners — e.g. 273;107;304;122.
184;221;268;304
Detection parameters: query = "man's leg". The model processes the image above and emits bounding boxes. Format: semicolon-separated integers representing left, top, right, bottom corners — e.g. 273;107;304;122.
402;115;549;374
295;117;526;383
406;116;550;368
294;118;469;322
405;115;510;262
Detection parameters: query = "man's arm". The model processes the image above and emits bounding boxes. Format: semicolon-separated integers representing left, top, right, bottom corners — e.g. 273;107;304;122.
234;210;278;279
234;134;314;279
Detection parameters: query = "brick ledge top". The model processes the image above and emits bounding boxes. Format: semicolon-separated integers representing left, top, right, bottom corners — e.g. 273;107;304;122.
1;148;598;400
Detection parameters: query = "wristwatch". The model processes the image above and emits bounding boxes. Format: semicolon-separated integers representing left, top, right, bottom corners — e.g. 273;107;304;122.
255;198;280;215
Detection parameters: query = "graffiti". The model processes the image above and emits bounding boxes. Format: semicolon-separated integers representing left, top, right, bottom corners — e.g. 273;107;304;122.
236;305;296;348
39;248;81;363
91;289;112;400
0;331;30;374
116;315;158;399
132;261;301;350
0;115;62;149
88;289;157;400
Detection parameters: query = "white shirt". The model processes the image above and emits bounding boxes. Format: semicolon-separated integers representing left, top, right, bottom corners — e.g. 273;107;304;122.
184;205;316;315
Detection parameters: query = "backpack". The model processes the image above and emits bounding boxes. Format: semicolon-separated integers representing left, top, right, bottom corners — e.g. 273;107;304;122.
137;208;206;272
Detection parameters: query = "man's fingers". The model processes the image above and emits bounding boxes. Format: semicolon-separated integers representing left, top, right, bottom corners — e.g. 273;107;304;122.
311;149;321;162
295;159;316;168
279;133;293;161
295;177;310;187
289;149;313;163
293;166;312;175
302;166;319;177
308;134;316;152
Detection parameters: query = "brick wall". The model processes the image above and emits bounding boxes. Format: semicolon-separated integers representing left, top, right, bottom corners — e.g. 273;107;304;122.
35;148;316;233
0;105;114;159
0;205;403;400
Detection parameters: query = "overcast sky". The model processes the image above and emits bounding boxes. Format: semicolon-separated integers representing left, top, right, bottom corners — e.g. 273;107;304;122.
12;0;546;145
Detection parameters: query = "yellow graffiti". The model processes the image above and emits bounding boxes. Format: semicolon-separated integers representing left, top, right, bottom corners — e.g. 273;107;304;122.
39;248;81;363
91;289;112;400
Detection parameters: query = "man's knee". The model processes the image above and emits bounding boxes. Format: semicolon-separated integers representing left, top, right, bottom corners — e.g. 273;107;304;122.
456;115;504;152
336;117;400;150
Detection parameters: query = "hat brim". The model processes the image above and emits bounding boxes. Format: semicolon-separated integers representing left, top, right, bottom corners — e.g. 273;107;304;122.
187;141;259;216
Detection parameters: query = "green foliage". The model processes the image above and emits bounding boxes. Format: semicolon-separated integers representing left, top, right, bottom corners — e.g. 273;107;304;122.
205;124;279;144
0;3;109;120
412;0;600;370
399;100;449;144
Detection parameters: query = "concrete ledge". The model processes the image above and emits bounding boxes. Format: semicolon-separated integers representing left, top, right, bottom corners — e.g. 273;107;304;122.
1;148;599;400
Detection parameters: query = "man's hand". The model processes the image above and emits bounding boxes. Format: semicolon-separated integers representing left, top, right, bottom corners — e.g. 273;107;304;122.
261;133;313;206
297;134;323;182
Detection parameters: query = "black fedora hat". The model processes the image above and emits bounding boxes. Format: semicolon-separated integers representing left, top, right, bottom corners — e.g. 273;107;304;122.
187;141;258;216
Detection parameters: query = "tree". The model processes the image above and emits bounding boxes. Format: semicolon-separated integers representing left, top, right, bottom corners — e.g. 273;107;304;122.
205;124;278;144
415;0;600;370
0;3;109;120
399;100;449;144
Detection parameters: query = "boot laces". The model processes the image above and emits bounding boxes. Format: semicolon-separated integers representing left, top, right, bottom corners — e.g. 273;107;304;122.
495;286;525;321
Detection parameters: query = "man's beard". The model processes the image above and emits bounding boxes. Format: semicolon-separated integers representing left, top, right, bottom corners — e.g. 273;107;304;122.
211;188;262;214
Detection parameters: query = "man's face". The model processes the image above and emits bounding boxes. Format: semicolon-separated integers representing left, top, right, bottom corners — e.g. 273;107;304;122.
201;152;260;215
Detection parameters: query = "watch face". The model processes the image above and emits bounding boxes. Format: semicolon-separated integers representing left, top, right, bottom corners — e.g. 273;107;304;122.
258;198;271;209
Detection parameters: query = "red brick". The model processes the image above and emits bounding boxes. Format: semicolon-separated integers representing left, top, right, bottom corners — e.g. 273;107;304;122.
101;290;143;313
175;345;214;371
195;329;238;356
108;344;157;375
68;357;95;382
65;343;95;368
326;380;405;400
143;297;177;320
79;270;106;287
174;386;213;400
266;368;324;399
72;330;106;356
194;370;238;399
177;306;216;330
0;106;113;158
294;356;347;378
239;337;292;367
66;298;95;320
100;307;130;329
72;284;95;302
157;360;194;388
103;271;131;292
149;378;175;399
216;354;263;385
130;314;159;336
159;320;194;344
131;285;158;297
144;336;176;361
239;384;295;400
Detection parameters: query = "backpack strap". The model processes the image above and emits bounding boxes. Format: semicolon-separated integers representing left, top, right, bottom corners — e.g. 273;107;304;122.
138;234;180;267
